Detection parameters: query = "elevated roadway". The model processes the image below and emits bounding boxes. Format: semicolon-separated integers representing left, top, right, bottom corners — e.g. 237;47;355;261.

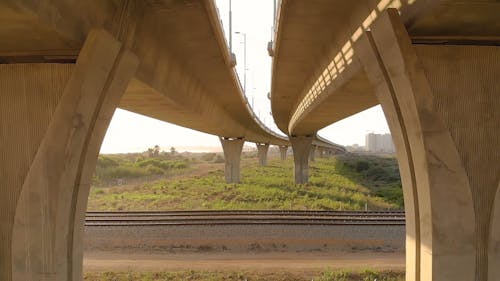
0;0;287;143
270;1;500;280
0;1;347;281
0;0;341;182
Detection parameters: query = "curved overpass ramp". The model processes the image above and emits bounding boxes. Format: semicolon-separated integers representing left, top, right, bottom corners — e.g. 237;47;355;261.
0;1;346;281
0;0;286;145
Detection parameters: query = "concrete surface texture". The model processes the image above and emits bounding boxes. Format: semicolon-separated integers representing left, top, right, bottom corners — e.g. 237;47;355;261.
278;145;288;160
0;0;499;281
355;10;499;281
290;136;314;184
256;143;270;166
271;1;499;280
219;137;245;183
1;29;138;281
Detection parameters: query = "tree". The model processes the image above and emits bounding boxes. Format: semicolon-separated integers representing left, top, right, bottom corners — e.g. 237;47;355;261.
147;145;161;158
170;146;177;154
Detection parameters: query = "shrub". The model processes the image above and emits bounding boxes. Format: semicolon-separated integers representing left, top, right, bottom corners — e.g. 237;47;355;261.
97;166;148;180
95;156;120;169
213;154;225;163
145;165;164;175
355;160;370;172
201;153;216;161
135;158;171;169
365;166;387;181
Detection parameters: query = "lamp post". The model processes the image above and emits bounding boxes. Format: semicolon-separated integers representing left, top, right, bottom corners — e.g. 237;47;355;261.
229;0;232;53
235;31;247;93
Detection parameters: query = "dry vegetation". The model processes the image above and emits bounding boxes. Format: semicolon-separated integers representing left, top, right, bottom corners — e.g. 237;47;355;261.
87;152;403;211
84;269;404;281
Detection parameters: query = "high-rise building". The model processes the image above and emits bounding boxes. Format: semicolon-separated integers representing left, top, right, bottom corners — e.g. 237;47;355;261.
365;133;395;153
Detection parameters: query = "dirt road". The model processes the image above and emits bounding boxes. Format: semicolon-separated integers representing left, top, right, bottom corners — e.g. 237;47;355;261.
84;252;405;272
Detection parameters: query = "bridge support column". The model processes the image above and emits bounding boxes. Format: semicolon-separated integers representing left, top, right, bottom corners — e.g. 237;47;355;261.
318;147;325;158
220;137;244;183
290;136;313;184
256;143;270;166
356;9;499;281
0;29;138;281
279;145;288;160
309;145;316;162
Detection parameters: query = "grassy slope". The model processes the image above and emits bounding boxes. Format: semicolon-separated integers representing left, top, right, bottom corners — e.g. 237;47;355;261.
87;155;401;211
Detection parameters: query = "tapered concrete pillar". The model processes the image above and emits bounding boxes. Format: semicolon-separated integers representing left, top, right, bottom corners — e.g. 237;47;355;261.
290;136;314;184
220;137;244;183
355;9;500;281
0;29;138;281
309;145;316;162
256;143;270;166
318;147;325;158
279;145;288;160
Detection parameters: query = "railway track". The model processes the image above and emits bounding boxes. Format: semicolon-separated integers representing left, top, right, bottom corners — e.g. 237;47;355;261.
85;210;405;226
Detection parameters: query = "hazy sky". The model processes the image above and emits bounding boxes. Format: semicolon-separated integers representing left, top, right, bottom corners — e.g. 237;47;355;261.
99;0;390;154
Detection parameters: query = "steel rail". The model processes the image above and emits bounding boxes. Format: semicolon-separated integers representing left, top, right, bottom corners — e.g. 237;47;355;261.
85;210;405;226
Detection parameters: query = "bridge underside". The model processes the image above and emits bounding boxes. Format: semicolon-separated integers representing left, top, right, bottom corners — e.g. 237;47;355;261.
0;1;498;281
0;30;139;281
355;13;500;279
271;0;499;279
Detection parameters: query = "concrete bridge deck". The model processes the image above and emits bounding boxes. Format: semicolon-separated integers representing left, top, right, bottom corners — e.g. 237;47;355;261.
270;1;500;280
1;0;498;280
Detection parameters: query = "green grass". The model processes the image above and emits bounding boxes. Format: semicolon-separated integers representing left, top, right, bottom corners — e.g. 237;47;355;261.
335;154;403;208
87;155;402;211
83;269;405;281
92;154;192;186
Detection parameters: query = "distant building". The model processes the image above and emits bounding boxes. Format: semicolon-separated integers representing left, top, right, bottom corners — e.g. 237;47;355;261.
365;133;395;153
345;143;365;152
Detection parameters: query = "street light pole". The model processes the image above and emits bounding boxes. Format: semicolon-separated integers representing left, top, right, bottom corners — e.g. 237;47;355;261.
229;0;232;53
274;0;277;23
235;32;247;93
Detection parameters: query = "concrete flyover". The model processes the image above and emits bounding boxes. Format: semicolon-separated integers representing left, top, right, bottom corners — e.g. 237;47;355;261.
0;1;347;281
270;1;500;280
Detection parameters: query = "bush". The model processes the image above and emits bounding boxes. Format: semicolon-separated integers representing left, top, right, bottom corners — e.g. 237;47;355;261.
317;269;349;281
171;161;188;169
145;165;165;175
135;158;171;169
201;153;216;161
96;166;148;180
355;160;370;172
365;166;387;181
213;154;225;163
96;156;120;169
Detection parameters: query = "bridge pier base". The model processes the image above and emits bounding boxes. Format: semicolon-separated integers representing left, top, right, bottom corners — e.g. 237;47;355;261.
220;137;244;183
309;145;316;162
318;147;325;158
279;145;288;160
0;29;138;281
290;135;314;184
356;9;499;281
256;143;270;166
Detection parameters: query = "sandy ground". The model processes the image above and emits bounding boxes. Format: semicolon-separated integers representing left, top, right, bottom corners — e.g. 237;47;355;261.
84;252;405;272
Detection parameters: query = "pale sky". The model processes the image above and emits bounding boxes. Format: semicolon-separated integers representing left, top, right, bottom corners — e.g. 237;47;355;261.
100;0;390;154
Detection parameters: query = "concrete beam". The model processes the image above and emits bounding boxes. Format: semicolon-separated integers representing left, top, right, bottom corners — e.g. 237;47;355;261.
0;29;138;281
356;9;500;281
256;143;270;166
290;136;314;184
220;137;245;183
279;145;288;160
